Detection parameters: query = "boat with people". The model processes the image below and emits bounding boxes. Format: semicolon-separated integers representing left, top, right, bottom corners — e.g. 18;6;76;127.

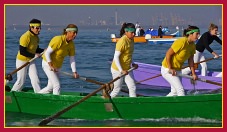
110;31;181;44
111;34;147;43
5;84;222;125
110;27;182;44
133;62;222;90
144;29;182;44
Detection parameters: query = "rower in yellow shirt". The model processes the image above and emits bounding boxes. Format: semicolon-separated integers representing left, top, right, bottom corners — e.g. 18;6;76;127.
110;22;138;98
11;19;44;93
38;24;79;95
161;25;200;96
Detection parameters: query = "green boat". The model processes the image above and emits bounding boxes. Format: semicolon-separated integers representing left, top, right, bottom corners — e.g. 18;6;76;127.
5;84;222;124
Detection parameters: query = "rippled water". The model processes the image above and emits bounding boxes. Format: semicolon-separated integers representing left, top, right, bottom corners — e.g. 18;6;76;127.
5;25;222;127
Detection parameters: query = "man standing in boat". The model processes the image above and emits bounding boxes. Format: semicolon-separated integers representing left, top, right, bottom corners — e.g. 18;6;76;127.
11;19;44;93
158;25;163;38
110;22;138;98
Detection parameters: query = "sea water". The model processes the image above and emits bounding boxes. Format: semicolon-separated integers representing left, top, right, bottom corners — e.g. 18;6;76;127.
5;25;222;127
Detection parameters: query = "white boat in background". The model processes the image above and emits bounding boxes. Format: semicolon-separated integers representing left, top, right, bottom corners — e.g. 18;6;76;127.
146;37;182;44
144;30;182;44
111;27;182;44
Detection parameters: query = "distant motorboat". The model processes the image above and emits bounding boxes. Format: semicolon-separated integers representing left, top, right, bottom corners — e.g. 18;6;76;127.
146;37;183;44
110;30;181;44
111;34;147;43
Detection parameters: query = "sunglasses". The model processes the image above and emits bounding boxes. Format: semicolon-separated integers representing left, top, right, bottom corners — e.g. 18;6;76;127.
34;27;41;30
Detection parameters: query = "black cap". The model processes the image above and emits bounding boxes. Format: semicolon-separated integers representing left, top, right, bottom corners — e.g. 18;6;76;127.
29;19;41;24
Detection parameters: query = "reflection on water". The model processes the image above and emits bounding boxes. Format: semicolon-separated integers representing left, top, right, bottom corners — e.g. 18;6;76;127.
6;111;222;127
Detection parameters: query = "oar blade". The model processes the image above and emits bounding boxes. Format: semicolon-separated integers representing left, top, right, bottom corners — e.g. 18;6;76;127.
39;118;54;126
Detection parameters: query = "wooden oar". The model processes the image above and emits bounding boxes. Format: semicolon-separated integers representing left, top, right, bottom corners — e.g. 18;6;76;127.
60;71;145;97
60;71;103;85
38;67;136;126
176;73;222;86
182;55;222;69
136;55;222;84
5;52;44;82
136;74;162;84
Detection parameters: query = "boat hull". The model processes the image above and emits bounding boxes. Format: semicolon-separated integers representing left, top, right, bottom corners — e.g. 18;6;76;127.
5;87;222;121
111;36;147;43
133;62;222;90
147;37;180;44
111;36;176;43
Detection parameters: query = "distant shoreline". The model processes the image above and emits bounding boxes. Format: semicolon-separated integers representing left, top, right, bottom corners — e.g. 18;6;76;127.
6;24;222;31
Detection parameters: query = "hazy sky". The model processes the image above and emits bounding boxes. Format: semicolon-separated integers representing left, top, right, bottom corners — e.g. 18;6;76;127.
5;5;222;26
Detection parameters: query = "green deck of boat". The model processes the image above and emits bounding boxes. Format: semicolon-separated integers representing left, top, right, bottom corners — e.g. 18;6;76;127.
5;85;222;121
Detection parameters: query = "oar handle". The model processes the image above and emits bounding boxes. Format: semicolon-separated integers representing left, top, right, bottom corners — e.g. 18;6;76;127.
176;74;195;80
5;51;44;81
79;76;105;86
119;67;137;78
109;67;136;84
60;71;104;85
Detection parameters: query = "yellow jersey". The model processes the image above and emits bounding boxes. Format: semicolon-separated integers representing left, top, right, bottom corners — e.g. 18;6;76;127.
16;31;39;61
111;35;134;71
162;37;196;70
43;35;75;68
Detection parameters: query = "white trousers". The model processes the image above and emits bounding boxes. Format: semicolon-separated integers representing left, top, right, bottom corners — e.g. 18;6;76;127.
38;60;61;95
11;59;41;93
181;50;207;76
161;66;185;96
110;68;136;98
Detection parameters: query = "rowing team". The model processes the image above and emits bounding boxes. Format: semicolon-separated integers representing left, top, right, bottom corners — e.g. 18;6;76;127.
5;20;222;97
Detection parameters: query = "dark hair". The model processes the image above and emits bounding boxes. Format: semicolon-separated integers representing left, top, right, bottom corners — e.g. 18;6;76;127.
29;19;41;24
62;24;78;35
29;19;41;30
120;22;135;37
183;25;200;37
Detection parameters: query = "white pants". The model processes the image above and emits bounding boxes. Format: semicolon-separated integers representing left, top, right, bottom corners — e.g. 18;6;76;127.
11;59;41;93
161;66;185;96
181;50;207;76
110;68;136;98
38;60;61;95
